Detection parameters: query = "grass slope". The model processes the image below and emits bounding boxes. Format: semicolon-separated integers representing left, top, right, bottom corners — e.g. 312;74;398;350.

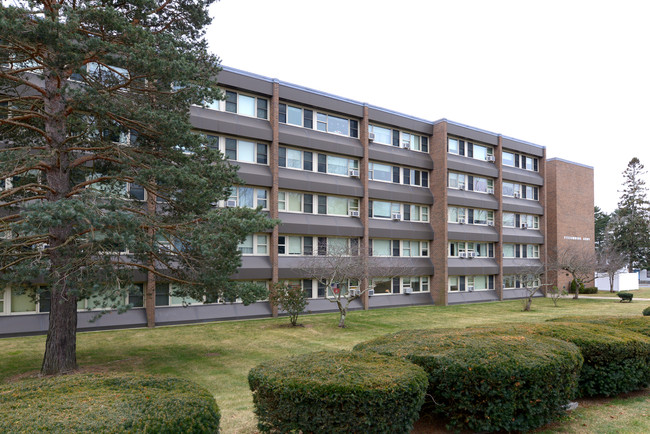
1;298;648;433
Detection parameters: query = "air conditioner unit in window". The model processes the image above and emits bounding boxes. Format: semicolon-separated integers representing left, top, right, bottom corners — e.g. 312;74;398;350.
487;187;494;194
459;252;468;258
513;192;520;198
348;168;360;178
348;289;359;297
467;286;475;292
458;184;466;190
368;132;375;142
391;213;402;221
368;289;375;296
521;223;529;229
458;218;466;224
401;143;410;149
467;252;476;258
225;199;237;207
487;221;495;227
349;210;360;217
403;286;413;294
486;155;496;162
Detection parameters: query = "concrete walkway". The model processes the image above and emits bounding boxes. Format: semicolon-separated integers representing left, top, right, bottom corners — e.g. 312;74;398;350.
565;295;650;301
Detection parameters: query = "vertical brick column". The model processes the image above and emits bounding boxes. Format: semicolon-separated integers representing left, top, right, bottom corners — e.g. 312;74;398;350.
539;148;548;295
430;121;448;305
360;105;370;310
269;80;280;316
495;136;504;300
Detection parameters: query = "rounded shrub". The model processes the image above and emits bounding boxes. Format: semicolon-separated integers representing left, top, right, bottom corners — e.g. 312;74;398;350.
643;306;650;316
248;350;427;433
0;373;220;433
354;329;582;433
517;322;650;397
579;286;598;294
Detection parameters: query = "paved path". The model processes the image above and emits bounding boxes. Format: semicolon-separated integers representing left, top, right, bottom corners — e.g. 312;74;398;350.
566;295;650;301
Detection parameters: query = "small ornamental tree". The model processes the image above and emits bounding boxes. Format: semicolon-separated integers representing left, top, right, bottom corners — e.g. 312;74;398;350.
509;263;549;312
597;241;628;292
553;247;597;299
268;282;308;326
0;1;276;375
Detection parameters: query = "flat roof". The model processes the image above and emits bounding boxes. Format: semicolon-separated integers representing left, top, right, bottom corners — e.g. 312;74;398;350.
222;65;545;149
547;157;594;169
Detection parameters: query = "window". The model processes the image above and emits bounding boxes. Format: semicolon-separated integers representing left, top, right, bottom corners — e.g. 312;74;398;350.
280;104;359;138
222;137;268;165
371;240;428;257
368;201;428;222
368;124;392;144
447;137;494;161
280;147;359;176
278;191;358;216
238;234;269;255
228;187;268;209
503;182;538;200
448;242;493;258
503;244;540;258
447;206;493;225
448;172;466;189
218;90;268;119
369;162;428;187
448;275;494;292
448;172;493;193
128;283;144;308
278;236;358;256
278;191;306;212
502;150;539;172
503;213;540;229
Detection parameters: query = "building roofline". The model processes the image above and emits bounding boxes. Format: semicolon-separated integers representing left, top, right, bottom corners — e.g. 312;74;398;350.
547;157;594;169
221;65;545;149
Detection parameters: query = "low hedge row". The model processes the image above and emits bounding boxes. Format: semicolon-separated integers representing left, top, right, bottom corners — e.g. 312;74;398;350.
644;306;650;316
248;350;427;433
353;329;583;433
0;374;220;433
502;322;650;397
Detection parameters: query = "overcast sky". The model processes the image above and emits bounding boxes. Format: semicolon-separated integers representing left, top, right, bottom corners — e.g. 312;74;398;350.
206;0;650;213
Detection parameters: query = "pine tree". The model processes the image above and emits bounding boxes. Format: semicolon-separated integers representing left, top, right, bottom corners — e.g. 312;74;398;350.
594;206;610;252
0;1;276;374
611;158;650;271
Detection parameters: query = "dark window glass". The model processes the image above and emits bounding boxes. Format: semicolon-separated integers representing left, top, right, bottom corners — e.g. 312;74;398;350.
404;205;410;221
521;156;527;170
468;209;474;224
302;280;312;298
415;170;421;186
392;166;400;183
392;277;400;294
421;172;429;188
489;275;494;290
317;237;327;255
279;146;287;167
392;129;400;147
303;151;313;171
303;109;313;129
515;154;520;168
350;238;359;256
129;183;145;201
467;176;474;191
279;103;287;123
422;136;429;153
318;195;327;214
515;244;521;258
225;91;237;113
256;143;268;164
368;200;373;217
39;289;51;313
304;194;313;214
350;120;358;138
257;98;268;119
317;282;326;298
155;283;170;306
392;240;400;257
129;283;144;308
459;140;465;156
303;237;313;256
206;134;219;150
225;138;237;160
489;243;494;257
467;143;474;158
460;276;466;291
533;187;539;201
317;154;327;173
403;168;410;185
278;236;286;254
533;158;538;172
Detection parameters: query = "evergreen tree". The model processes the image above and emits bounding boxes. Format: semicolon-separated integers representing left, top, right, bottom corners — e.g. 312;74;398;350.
611;158;650;271
0;1;276;375
594;206;610;252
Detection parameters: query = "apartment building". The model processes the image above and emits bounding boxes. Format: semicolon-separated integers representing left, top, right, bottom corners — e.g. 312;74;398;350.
0;66;594;336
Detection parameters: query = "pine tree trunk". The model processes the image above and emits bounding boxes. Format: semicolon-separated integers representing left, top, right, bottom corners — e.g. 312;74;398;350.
41;287;78;375
146;271;156;328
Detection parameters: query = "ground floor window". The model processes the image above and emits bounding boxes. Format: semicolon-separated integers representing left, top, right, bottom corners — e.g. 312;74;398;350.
448;275;495;292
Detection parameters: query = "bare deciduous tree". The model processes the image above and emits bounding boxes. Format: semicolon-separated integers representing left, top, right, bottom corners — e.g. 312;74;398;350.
552;247;597;299
298;243;418;327
596;243;628;292
508;263;550;311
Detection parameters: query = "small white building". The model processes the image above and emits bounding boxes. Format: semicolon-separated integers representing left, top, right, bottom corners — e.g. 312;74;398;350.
595;271;639;292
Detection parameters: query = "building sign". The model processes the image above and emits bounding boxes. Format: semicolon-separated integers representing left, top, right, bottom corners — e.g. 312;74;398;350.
563;236;591;241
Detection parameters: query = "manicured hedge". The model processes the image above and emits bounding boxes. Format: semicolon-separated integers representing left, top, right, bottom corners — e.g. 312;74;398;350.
354;329;582;433
548;316;650;337
579;286;599;294
0;374;220;433
248;350;427;433
512;322;650;397
644;306;650;316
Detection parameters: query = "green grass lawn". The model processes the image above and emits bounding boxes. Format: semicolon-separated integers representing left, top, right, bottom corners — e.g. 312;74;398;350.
581;287;650;299
1;297;649;433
